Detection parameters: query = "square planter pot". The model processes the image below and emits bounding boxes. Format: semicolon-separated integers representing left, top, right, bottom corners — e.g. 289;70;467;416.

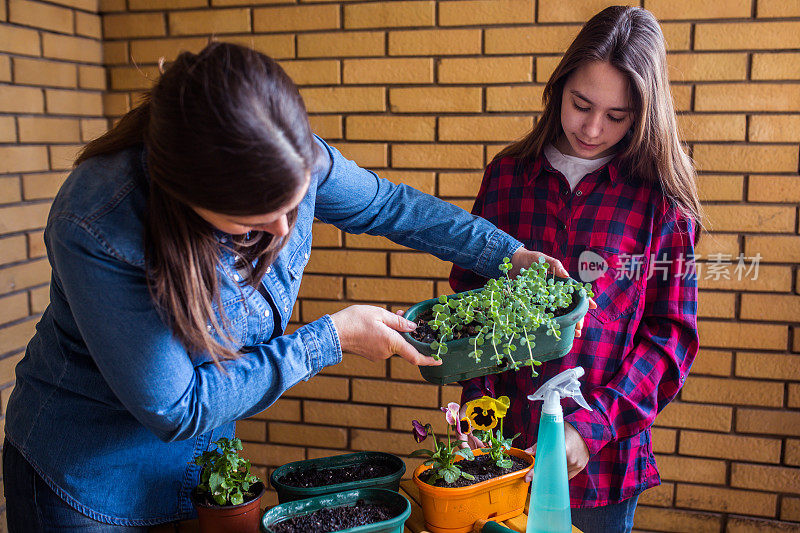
191;481;266;533
261;488;411;533
412;448;533;533
402;281;590;385
270;451;405;503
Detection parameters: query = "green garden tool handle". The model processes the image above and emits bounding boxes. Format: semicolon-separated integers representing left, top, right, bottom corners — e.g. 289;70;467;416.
475;519;517;533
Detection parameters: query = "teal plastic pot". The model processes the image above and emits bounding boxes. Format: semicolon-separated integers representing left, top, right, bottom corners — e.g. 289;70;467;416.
402;282;590;385
270;452;405;503
261;488;411;533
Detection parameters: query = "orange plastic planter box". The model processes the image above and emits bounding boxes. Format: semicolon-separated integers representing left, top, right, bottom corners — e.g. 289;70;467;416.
412;448;534;533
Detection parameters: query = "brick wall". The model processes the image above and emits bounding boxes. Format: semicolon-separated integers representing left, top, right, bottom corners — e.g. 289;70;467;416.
1;0;799;531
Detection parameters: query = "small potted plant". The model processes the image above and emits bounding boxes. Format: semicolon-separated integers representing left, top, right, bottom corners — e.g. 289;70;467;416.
269;451;405;503
191;437;266;533
411;397;533;533
404;257;593;385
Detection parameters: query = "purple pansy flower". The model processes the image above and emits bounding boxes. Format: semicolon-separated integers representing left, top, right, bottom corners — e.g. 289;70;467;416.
412;420;429;443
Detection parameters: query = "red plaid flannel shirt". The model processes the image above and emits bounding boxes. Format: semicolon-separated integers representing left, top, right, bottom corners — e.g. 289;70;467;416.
451;152;699;507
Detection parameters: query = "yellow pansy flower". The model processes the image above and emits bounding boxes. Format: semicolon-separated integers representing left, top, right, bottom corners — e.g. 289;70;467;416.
464;395;511;431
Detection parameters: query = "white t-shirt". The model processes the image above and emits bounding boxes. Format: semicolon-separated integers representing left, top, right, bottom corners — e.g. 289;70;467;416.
543;143;615;192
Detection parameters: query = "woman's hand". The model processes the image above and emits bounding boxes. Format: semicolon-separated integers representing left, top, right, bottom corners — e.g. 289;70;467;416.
330;305;442;366
524;423;590;482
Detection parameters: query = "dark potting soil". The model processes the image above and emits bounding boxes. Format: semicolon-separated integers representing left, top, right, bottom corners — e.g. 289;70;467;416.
269;499;402;533
191;482;262;508
420;454;529;488
410;296;580;344
277;461;396;488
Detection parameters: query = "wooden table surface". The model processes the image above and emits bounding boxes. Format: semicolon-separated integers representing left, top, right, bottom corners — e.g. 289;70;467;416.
149;480;581;533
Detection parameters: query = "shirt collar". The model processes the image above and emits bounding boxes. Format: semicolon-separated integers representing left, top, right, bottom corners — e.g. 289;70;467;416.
527;150;623;186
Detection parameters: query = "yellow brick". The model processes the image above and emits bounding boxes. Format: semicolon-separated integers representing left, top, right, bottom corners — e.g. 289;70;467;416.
320;353;386;378
781;498;800;523
221;35;295;60
109;65;159;91
645;0;751;19
753;53;800;80
308;115;342;139
170;8;250;36
738;408;800;437
699;320;788;350
538;0;638;22
0;85;43;114
677;484;776;517
671;84;692;112
103;41;128;65
695;233;739;259
30;285;49;314
75;11;101;39
42;33;103;64
303;400;387;429
655;455;727;485
485;26;580;54
297;274;343;300
346;278;432;303
347;1;434;29
697;175;744;201
104;13;166;38
389;253;450;278
439;0;534;26
682;376;784;407
638;482;674;507
213;0;294;4
0;177;20;203
270;422;348;448
694;144;797;173
81;118;108;142
0;236;27;266
102;93;130;117
0;146;48;174
241;442;305;466
332;142;387;168
741;293;800;322
649;427;676;454
737;351;800;383
22;172;68;200
704;204;795;233
388;28;480;56
0;55;9;83
443;56;532;85
352;378;437;408
388;355;423;380
681;430;782;464
656;401;732;431
234;419;264;442
128;37;207;64
389;87;481;113
343;58;433;84
732;463;800;495
668;53;748;82
47;0;96;10
344;233;407;251
439;116;533;142
697;83;800;112
0;0;5;21
392;144;483;169
787;440;800;466
298;31;384;58
384;168;439;193
9;0;73;34
535;56;560;83
0;116;16;143
284;375;349;401
0;353;23;383
346;116;434;142
758;0;800;17
301;300;379;323
696;21;800;50
13;57;76;88
791;384;800;408
18;117;80;144
697;290;735;318
699;265;791;293
301;87;385;113
277;59;339;86
390;406;447;433
306;250;386;276
0;25;39;56
632;507;723;532
310;222;342;249
0;319;37;355
351;428;418;456
77;66;106;91
249;398;300;422
690;349;732;377
661;22;692;51
750;115;800;143
46;89;103;116
100;0;126;11
253;4;339;32
49;145;82;171
438;172;481;198
129;0;206;8
27;231;45;258
745;235;800;262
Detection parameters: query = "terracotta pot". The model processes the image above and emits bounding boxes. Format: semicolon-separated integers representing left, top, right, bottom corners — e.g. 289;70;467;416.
192;482;266;533
412;448;533;533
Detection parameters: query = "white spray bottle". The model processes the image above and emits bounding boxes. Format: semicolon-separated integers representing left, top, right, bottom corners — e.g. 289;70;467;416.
525;367;592;533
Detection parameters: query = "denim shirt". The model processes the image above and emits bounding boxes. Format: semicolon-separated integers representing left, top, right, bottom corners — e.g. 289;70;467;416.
5;136;523;525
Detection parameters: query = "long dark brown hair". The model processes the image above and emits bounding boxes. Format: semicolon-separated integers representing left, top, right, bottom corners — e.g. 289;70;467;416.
497;6;703;230
76;42;318;363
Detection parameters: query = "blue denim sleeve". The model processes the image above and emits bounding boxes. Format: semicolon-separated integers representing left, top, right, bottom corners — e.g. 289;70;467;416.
46;216;340;442
312;137;524;280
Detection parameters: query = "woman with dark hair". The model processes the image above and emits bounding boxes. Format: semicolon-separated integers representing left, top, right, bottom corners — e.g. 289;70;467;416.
3;42;570;530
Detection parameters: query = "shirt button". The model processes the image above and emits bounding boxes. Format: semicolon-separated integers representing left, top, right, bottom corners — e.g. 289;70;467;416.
219;236;227;244
206;324;212;332
576;190;583;197
264;309;270;318
266;266;272;274
233;274;241;282
561;187;569;195
558;221;567;230
304;253;309;260
284;305;289;313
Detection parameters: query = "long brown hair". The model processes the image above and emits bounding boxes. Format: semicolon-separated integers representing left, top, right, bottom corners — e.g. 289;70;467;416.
497;6;702;230
76;42;318;363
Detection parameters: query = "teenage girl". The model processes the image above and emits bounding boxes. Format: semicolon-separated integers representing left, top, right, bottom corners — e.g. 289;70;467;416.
451;7;701;532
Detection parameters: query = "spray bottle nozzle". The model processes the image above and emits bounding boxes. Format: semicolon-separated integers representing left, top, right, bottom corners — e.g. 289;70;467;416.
527;366;592;415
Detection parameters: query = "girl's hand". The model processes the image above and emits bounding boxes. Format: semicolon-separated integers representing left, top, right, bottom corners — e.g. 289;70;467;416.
523;423;590;482
330;305;442;366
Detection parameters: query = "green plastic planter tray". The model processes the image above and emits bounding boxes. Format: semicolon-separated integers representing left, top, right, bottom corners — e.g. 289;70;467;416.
402;282;590;385
261;488;411;533
270;452;406;503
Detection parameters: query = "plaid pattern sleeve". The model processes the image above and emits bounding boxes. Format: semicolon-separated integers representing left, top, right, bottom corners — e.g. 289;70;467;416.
450;153;699;506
